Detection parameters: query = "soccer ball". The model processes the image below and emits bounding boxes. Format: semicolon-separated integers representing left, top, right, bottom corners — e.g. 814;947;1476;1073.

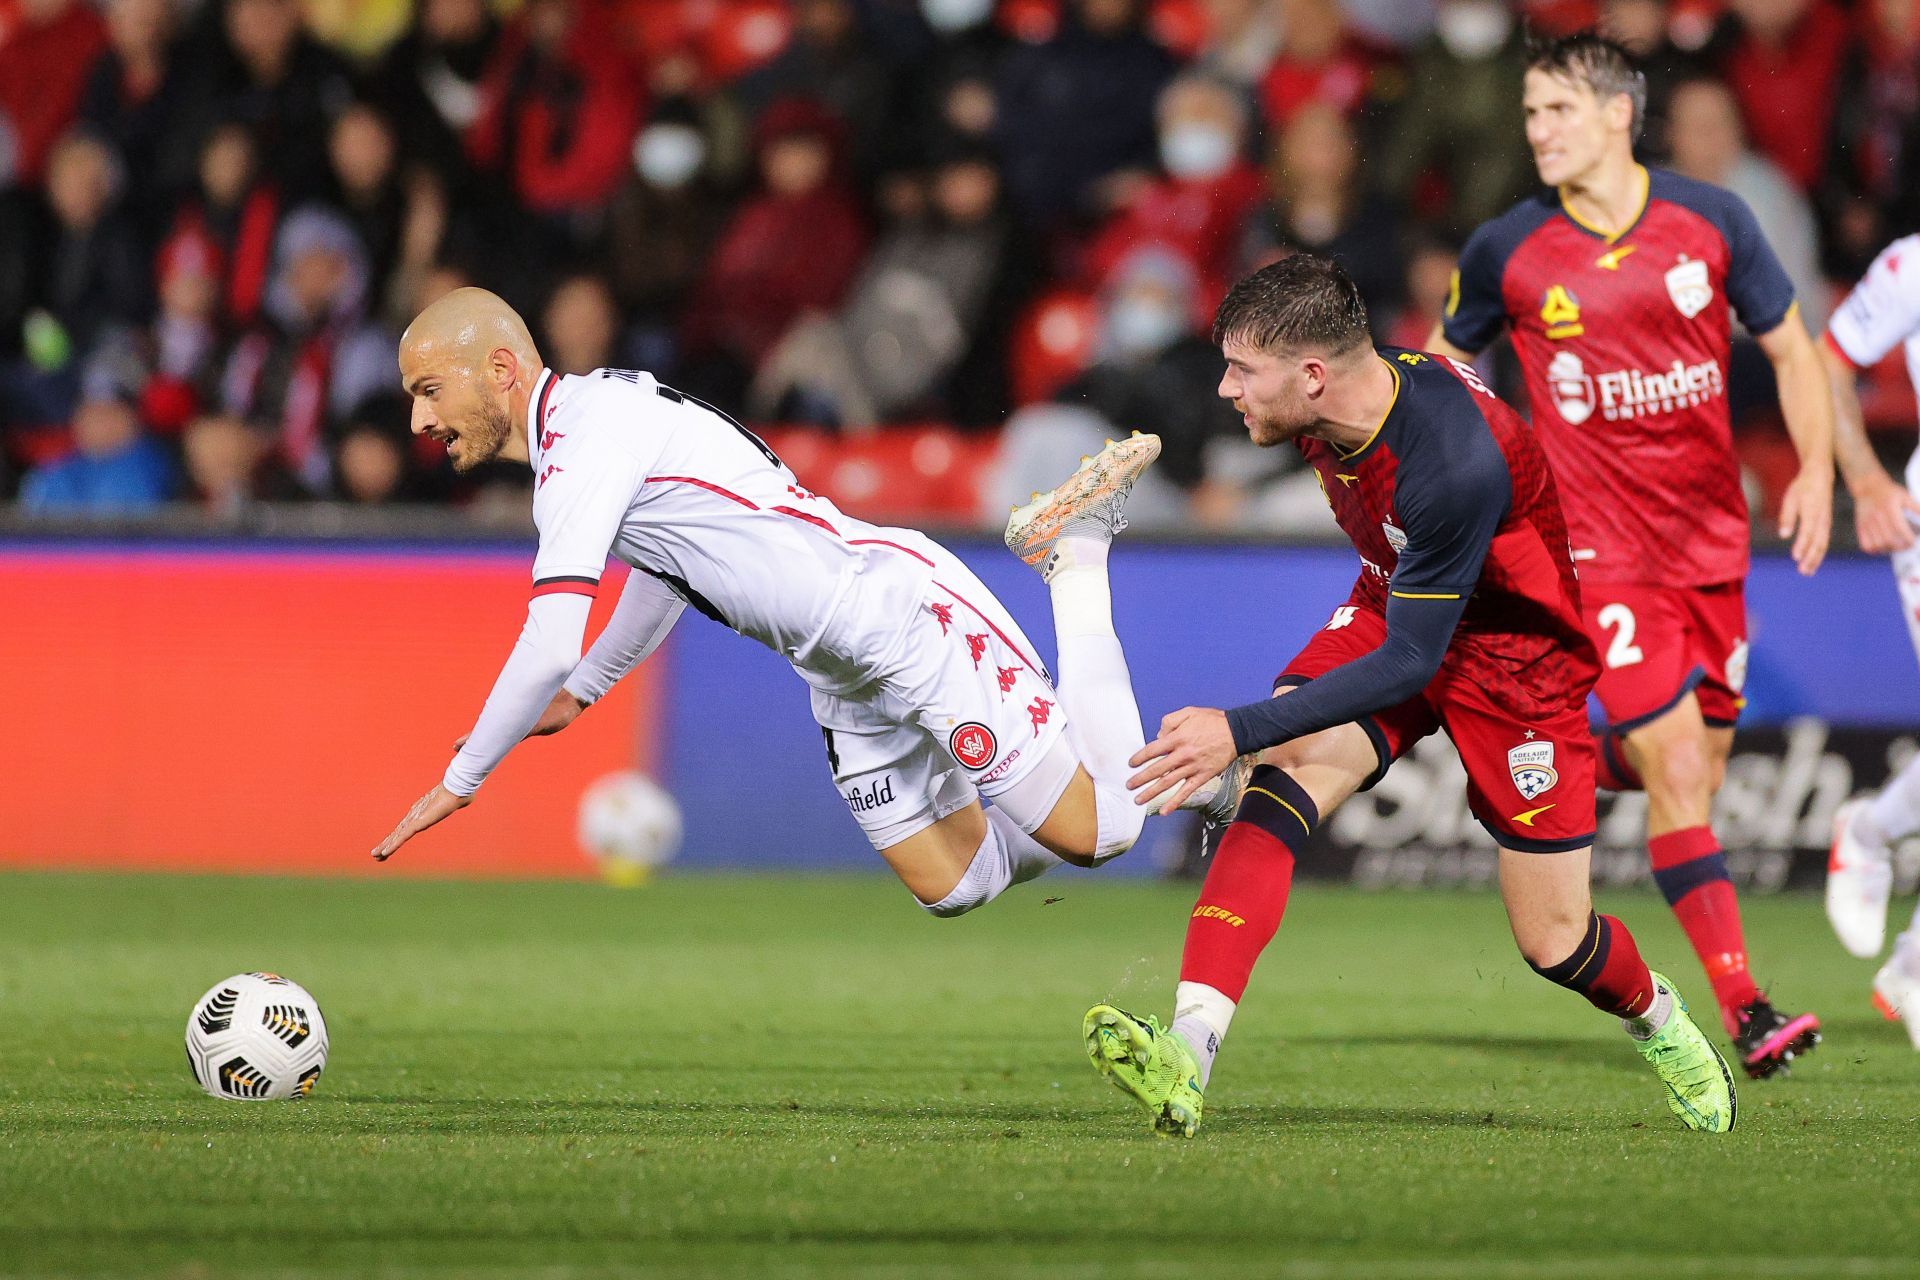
184;972;330;1101
578;770;683;886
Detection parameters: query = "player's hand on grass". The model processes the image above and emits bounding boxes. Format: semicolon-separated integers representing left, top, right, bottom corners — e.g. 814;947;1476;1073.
371;784;471;862
1778;464;1834;575
1129;707;1237;816
1849;468;1920;555
454;690;585;750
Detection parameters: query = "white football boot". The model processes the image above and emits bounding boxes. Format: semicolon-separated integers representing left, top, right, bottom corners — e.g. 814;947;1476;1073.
1004;432;1161;580
1827;797;1894;958
1872;945;1920;1050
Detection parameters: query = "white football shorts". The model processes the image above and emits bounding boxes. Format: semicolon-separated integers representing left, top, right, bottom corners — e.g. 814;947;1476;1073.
811;562;1075;851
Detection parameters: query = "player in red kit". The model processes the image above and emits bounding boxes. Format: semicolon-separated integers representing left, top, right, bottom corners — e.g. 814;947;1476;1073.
1427;33;1834;1078
1081;255;1737;1138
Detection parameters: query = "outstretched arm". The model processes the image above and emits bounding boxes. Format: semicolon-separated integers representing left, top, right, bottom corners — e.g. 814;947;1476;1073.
564;570;685;706
372;591;594;862
1756;309;1835;575
1822;337;1919;553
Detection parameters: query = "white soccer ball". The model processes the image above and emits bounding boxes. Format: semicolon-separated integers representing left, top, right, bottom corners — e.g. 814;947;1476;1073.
184;972;330;1101
578;770;683;884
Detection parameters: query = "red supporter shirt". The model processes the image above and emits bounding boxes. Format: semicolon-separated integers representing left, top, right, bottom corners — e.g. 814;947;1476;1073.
1441;166;1797;589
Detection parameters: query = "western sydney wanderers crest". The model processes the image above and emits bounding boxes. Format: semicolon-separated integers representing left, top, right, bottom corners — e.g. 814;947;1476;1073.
950;721;998;770
1508;740;1559;800
1665;257;1713;319
1547;351;1596;424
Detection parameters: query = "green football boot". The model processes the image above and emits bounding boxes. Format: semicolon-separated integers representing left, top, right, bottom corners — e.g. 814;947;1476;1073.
1632;971;1738;1133
1083;1004;1206;1138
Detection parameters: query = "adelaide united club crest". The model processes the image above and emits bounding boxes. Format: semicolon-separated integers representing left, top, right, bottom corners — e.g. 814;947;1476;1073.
1508;738;1560;800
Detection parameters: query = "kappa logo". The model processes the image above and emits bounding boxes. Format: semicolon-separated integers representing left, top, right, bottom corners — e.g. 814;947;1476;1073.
996;665;1020;695
1540;284;1584;339
1665;256;1713;319
927;602;954;636
1547;351;1597;425
966;633;989;670
537;464;564;488
540;427;566;451
950;721;998;770
1508;740;1560;801
1027;696;1054;736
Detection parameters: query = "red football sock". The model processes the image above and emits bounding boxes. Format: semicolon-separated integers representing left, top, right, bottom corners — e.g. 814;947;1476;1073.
1649;826;1760;1019
1178;766;1315;1003
1529;912;1656;1018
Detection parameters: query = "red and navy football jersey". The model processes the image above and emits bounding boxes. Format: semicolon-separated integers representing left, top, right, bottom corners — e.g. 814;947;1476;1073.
1299;349;1599;721
1442;166;1797;589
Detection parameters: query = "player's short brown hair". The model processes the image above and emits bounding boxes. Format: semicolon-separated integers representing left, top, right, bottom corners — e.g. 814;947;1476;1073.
1526;30;1648;140
1212;254;1370;357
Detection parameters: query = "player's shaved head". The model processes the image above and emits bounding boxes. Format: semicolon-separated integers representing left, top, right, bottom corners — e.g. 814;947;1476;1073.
398;288;545;473
401;286;538;371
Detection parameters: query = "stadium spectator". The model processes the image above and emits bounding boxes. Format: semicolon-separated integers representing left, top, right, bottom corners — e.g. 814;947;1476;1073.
1666;76;1829;333
366;0;500;188
464;0;639;224
1383;236;1459;351
326;104;407;300
161;123;282;331
747;145;1010;428
603;103;724;378
733;0;898;176
1598;0;1707;163
1239;103;1405;329
911;0;1013;152
1192;0;1284;92
333;397;431;504
541;274;620;377
0;131;151;426
138;226;228;433
988;248;1239;530
217;206;392;492
1255;0;1392;128
1820;0;1920;276
18;386;175;513
1376;0;1535;238
1706;0;1855;193
994;0;1178;230
1086;74;1264;299
180;411;299;515
78;0;183;231
171;0;355;205
680;98;868;406
0;0;107;188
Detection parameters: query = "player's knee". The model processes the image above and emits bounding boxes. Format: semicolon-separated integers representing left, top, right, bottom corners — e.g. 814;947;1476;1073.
1511;901;1594;971
1639;732;1713;804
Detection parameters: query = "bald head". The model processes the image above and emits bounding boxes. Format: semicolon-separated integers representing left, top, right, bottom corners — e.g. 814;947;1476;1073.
401;286;539;371
399;287;545;473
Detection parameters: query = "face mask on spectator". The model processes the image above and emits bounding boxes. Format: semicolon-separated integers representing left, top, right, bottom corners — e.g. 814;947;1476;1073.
634;124;706;190
1106;297;1187;358
1160;123;1237;180
1435;0;1512;60
921;0;993;34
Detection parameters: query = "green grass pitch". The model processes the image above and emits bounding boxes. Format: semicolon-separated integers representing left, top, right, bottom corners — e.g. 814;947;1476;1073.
2;869;1918;1279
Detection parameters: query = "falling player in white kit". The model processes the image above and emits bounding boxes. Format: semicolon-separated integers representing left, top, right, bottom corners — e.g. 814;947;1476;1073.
1820;232;1920;1045
370;289;1234;913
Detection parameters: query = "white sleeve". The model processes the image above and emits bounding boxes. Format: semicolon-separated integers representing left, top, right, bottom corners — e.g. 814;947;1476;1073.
443;592;594;796
1827;235;1920;369
563;570;685;705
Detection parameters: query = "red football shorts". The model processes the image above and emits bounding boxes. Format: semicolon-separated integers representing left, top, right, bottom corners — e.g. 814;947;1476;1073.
1277;604;1597;853
1580;580;1748;731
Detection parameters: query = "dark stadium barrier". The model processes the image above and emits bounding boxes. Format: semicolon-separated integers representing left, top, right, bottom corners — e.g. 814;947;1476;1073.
1;531;1912;889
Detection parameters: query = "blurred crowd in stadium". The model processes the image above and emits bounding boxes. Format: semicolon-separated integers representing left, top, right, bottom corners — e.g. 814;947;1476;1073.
0;0;1915;530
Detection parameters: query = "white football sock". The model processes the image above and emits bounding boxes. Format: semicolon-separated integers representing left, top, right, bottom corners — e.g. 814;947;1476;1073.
1046;536;1147;862
1172;981;1237;1086
986;805;1066;886
1870;755;1920;844
1623;978;1676;1041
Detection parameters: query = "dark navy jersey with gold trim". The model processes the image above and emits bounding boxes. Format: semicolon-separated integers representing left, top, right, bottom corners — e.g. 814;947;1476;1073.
1299;349;1599;721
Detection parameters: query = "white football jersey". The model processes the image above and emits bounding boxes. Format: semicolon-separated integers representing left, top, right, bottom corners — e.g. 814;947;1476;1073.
1827;233;1920;417
527;367;941;693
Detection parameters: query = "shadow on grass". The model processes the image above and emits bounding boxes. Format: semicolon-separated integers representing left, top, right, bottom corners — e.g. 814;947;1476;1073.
1288;1031;1642;1075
